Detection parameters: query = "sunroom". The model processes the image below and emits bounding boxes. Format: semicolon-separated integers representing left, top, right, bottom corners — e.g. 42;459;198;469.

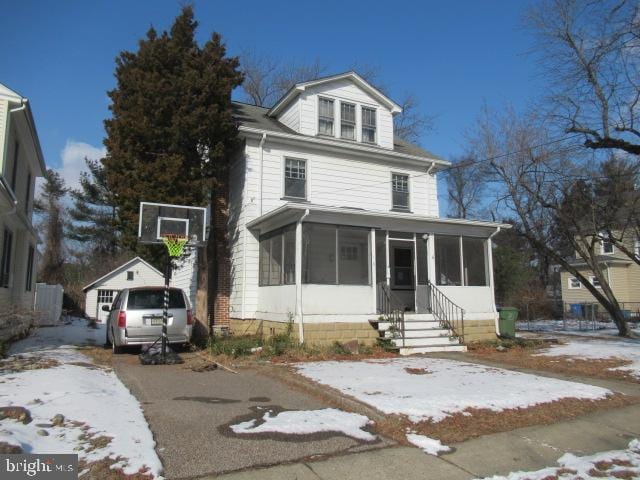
248;203;507;325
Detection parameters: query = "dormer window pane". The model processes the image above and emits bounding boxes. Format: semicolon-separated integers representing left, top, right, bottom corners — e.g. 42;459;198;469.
284;158;306;199
362;107;376;143
392;173;409;209
340;103;356;140
318;98;334;136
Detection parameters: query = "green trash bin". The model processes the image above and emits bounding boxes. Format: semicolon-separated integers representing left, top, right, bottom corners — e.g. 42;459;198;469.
498;307;519;337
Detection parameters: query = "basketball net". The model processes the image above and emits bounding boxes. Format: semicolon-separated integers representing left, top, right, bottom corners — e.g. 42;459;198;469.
162;234;188;257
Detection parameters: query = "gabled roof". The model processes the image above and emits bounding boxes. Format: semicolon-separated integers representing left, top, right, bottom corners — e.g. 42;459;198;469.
0;83;23;101
267;71;403;117
82;257;163;292
232;102;445;164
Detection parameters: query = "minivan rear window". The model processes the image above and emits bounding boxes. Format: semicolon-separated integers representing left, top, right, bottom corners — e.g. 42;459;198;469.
126;289;186;310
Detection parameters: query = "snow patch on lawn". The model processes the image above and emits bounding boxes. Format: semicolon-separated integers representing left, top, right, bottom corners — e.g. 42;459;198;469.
406;433;451;455
480;438;640;479
230;408;376;441
537;338;640;379
295;358;611;423
0;319;163;478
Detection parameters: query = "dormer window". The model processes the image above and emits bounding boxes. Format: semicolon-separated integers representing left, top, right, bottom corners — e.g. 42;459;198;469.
362;107;376;144
601;238;614;255
340;102;356;140
318;97;334;136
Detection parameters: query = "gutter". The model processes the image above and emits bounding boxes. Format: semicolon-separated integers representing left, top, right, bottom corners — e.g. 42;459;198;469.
239;126;450;169
487;227;501;335
8;98;46;176
297;208;310;344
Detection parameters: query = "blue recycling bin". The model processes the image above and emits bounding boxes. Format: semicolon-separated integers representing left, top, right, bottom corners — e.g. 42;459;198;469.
570;303;583;317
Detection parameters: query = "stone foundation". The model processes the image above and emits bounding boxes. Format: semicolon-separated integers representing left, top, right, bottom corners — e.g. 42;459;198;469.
229;318;497;346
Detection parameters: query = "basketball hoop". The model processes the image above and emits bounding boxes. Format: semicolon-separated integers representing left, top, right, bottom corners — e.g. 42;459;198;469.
162;234;189;257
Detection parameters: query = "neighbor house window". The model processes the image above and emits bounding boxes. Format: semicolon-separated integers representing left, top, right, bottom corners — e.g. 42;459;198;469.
10;141;18;192
434;235;461;286
318;97;334;136
601;238;614;254
97;289;115;303
127;271;134;281
0;228;13;288
463;237;488;286
24;172;31;215
284;158;306;199
568;277;581;289
392;173;410;210
590;276;601;288
25;245;34;291
635;239;640;260
340;102;356;140
362;107;376;143
302;223;370;285
259;224;296;286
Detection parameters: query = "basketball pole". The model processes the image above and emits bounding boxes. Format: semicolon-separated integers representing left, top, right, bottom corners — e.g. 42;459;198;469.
162;250;171;363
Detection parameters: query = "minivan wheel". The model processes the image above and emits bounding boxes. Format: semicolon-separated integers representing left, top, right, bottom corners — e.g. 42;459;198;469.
105;323;112;348
111;328;123;354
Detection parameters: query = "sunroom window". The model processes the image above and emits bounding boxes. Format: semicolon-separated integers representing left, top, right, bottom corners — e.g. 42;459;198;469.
259;225;296;286
340;102;356;140
318;97;334;136
392;173;410;210
284;158;306;199
434;236;461;286
362;107;376;143
434;235;487;286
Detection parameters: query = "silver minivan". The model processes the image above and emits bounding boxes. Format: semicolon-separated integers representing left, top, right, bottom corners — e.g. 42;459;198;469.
104;287;193;353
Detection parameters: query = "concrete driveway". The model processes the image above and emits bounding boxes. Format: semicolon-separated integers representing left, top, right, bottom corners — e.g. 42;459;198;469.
110;352;392;479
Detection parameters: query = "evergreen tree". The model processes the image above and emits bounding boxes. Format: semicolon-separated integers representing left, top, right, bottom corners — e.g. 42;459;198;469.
67;158;118;256
35;169;67;284
103;6;243;256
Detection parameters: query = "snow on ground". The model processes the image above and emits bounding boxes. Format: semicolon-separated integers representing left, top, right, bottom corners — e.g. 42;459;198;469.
405;433;451;456
481;438;640;480
295;358;612;423
230;408;376;441
536;336;640;379
0;318;163;478
517;319;640;339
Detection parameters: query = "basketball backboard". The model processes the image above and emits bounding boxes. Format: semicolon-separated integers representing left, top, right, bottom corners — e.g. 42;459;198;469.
138;202;208;246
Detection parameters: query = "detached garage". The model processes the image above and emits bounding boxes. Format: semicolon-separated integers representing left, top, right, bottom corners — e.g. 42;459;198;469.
83;257;164;323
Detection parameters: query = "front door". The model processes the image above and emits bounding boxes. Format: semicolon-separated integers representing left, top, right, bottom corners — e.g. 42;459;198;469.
391;246;415;311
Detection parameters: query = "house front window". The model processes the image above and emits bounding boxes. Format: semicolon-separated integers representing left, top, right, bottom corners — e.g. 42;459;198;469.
635;239;640;260
601;239;614;254
284;158;306;199
25;245;34;292
318;97;334;136
302;223;370;285
259;224;296;286
568;277;581;289
340;102;356;140
97;289;115;303
392;173;410;210
434;235;487;287
590;276;601;288
0;228;13;288
362;107;376;143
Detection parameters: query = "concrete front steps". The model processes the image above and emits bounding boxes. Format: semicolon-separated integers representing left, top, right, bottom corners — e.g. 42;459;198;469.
374;315;467;355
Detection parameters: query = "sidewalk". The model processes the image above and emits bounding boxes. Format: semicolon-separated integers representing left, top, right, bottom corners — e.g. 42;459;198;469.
209;403;640;480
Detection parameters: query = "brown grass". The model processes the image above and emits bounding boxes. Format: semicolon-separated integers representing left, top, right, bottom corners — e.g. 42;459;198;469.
268;346;397;364
470;343;638;383
79;458;154;480
404;367;431;375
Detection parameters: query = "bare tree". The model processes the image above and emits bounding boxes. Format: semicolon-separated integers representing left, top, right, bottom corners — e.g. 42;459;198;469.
526;0;640;155
445;155;487;219
470;106;632;336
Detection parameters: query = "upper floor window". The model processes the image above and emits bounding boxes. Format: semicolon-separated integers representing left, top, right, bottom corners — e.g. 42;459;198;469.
362;107;376;143
590;276;601;288
391;173;409;210
284;158;306;199
127;271;134;281
568;276;581;289
635;239;640;259
25;245;34;292
24;172;32;215
318;98;334;136
601;239;614;255
340;102;356;140
1;228;13;288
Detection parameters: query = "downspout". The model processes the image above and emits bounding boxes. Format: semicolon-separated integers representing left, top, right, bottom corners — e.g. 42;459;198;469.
426;161;436;176
296;208;310;344
487;227;501;335
258;133;267;216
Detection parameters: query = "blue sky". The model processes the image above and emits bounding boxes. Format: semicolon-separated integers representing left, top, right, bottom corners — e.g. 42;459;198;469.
0;0;541;201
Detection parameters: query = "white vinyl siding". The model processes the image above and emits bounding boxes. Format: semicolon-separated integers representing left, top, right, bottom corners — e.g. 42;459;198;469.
277;100;299;131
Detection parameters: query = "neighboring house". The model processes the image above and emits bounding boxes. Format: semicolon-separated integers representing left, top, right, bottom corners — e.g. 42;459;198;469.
0;83;45;316
561;235;640;314
218;71;508;353
83;257;164;323
83;255;197;323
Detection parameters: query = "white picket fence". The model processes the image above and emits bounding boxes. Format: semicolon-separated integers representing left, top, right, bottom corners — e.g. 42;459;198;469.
34;283;64;325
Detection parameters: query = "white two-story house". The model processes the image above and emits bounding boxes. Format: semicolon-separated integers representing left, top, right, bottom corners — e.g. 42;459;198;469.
0;83;45;317
226;72;506;353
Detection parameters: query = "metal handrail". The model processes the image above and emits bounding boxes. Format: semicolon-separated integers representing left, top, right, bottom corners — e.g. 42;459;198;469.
376;282;406;348
426;280;465;343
